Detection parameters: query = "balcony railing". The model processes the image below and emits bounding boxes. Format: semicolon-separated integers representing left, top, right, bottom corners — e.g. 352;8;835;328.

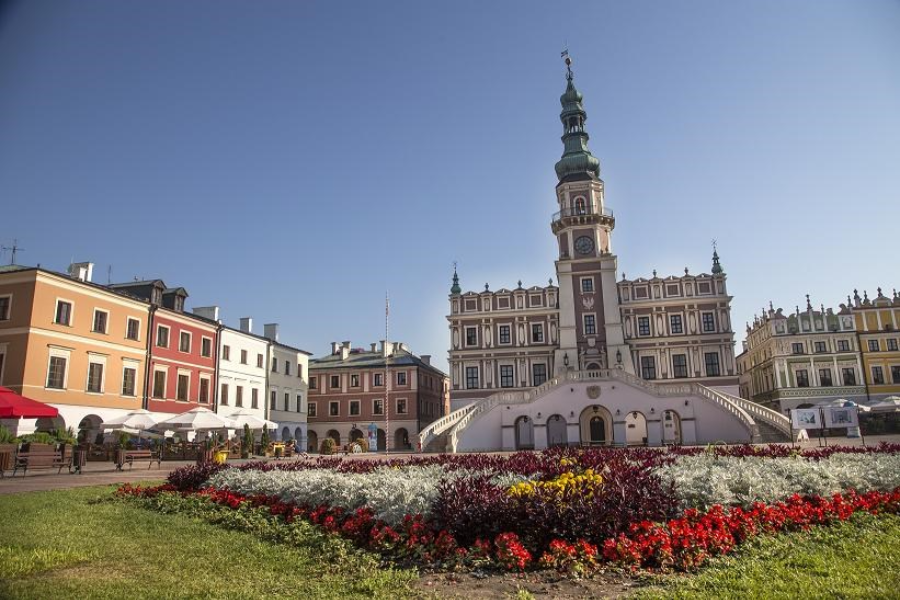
551;203;614;224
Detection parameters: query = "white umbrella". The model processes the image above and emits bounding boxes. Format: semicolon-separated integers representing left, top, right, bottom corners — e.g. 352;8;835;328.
867;397;900;413
102;409;158;432
228;409;277;430
153;407;235;431
816;399;848;408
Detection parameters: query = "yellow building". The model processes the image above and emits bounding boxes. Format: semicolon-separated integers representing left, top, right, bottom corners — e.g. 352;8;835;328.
850;288;900;399
0;264;150;439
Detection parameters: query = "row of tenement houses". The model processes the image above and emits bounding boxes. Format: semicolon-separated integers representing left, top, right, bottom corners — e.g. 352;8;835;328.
0;263;449;452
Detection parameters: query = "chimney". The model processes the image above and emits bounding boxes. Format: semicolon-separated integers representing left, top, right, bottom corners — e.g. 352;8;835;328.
398;342;408;353
421;355;431;366
341;341;351;360
380;340;394;357
331;342;341;355
239;317;252;333
68;262;94;283
193;306;220;322
263;323;279;342
370;343;378;353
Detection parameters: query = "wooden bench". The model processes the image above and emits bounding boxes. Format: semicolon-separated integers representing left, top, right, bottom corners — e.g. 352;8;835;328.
116;449;161;471
13;445;72;476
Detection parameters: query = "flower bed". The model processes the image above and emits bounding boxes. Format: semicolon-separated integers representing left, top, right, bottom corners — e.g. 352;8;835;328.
118;443;900;576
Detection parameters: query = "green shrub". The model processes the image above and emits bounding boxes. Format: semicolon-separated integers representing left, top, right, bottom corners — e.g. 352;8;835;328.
20;432;56;445
55;426;77;445
350;438;369;453
0;425;17;444
242;424;252;458
260;429;271;454
320;437;337;455
118;432;131;448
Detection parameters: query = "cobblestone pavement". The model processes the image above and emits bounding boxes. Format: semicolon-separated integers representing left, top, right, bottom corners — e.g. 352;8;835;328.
1;435;897;495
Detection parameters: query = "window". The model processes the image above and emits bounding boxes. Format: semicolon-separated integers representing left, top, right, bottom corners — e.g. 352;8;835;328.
842;368;857;386
92;310;108;334
257;353;264;368
500;365;514;388
837;340;851;352
201;337;212;358
533;363;547;387
156;326;170;348
704;353;721;377
889;339;899;352
796;369;810;387
235;385;243;407
581;278;594;293
892;366;900;384
220;383;229;405
397;398;408;414
374;373;383;387
641;356;657;380
638;317;650;336
308;402;317;417
532;324;544;343
126;318;140;341
47;356;67;389
180;332;192;353
0;296;9;321
702;313;716;332
285;361;291;376
672;354;688;378
329;401;340;417
296;394;302;413
297;364;303;379
868;340;880;352
270;390;277;410
199;378;210;403
285;393;291;412
814;341;827;353
55;300;72;325
177;374;189;401
237;349;246;365
271;357;278;372
350;374;360;387
499;325;511;344
465;366;479;389
373;399;384;415
872;366;885;385
349;400;360;416
397;372;407;385
222;345;230;360
670;315;683;334
310;376;317;389
154;370;167;399
251;388;259;409
330;375;340;389
87;362;104;393
792;343;805;355
465;327;478;346
122;366;137;396
819;368;833;387
584;315;596;335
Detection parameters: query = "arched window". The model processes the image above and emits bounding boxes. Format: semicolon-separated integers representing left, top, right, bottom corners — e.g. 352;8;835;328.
575;197;586;215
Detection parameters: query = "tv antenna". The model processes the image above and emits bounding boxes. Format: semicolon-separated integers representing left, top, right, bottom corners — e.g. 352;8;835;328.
1;239;24;265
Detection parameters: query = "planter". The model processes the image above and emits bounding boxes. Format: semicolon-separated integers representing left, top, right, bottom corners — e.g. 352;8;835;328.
0;443;17;471
196;450;216;465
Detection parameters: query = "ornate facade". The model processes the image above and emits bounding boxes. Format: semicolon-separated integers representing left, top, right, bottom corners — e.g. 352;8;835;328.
848;288;900;400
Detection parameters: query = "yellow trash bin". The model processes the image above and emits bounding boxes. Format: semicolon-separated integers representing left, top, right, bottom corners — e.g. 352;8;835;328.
214;450;228;464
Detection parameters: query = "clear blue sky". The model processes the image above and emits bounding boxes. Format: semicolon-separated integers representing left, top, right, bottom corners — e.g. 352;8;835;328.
2;1;898;371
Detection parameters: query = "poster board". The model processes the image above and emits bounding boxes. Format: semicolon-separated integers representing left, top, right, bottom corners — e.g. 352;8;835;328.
791;408;823;430
823;406;859;428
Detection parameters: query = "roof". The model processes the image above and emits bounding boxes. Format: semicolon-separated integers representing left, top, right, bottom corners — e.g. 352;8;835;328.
310;348;447;377
273;340;313;356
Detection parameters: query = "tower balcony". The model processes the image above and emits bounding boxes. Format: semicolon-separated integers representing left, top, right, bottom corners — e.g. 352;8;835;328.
551;203;615;234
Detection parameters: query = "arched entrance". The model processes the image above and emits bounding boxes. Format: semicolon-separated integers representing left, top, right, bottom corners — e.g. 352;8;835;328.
349;428;364;443
625;411;648;446
586;362;601;372
36;416;65;434
307;430;318;453
281;426;291;441
326;430;340;446
546;414;568;446
294;427;303;443
515;416;534;450
579;405;612;445
394;428;410;451
662;410;682;445
376;428;386;451
77;415;102;445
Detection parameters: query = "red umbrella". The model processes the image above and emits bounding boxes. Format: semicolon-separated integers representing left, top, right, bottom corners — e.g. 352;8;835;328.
0;387;60;419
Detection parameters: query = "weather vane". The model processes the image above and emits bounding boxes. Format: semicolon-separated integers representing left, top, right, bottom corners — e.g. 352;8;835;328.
711;238;718;254
561;49;573;79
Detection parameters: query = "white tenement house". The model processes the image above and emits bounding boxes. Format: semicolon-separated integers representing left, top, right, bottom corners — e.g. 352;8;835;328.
421;58;791;452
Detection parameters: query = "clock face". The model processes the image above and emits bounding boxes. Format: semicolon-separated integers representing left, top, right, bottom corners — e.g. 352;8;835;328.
575;236;594;255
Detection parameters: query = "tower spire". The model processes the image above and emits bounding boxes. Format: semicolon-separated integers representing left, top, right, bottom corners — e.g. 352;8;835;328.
711;239;724;275
554;52;601;183
450;262;461;295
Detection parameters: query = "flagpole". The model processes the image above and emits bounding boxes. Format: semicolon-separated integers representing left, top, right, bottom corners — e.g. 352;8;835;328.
385;292;390;454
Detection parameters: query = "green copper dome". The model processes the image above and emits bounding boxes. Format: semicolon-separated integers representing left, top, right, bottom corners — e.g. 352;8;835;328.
554;74;601;183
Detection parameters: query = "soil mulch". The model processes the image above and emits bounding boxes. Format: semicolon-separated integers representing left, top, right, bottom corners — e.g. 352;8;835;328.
413;568;645;599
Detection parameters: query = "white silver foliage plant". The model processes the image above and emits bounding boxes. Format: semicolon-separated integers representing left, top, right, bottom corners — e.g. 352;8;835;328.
656;453;900;510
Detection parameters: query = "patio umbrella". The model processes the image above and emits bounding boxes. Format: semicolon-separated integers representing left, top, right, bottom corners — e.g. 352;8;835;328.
153;407;235;431
867;397;900;413
227;409;277;430
101;409;158;432
0;387;59;419
816;398;848;409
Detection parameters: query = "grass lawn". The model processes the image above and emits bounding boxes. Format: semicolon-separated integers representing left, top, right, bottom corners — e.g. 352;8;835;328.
0;485;416;600
634;513;900;600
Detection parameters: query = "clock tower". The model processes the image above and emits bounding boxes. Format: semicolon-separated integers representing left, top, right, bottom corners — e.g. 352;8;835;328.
552;57;634;374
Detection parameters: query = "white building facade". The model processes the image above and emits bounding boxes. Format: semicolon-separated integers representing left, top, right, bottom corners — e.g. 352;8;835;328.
216;318;270;424
265;323;311;446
